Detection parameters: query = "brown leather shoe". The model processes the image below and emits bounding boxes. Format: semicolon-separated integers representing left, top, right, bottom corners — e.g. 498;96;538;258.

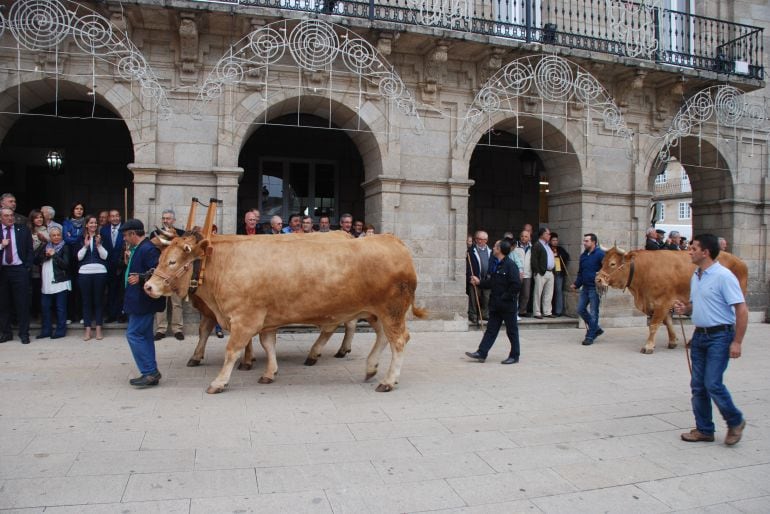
681;429;715;442
724;420;746;446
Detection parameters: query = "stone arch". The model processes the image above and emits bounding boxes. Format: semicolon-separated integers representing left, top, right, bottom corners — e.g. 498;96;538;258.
221;90;388;184
0;77;155;164
648;135;734;241
463;110;589;254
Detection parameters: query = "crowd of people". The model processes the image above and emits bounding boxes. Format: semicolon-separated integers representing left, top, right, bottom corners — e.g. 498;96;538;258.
0;192;375;345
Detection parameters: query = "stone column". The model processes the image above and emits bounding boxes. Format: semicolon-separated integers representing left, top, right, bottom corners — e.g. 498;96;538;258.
213;167;244;234
127;164;159;228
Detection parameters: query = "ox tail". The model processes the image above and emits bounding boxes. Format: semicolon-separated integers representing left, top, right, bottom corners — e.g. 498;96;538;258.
411;304;428;319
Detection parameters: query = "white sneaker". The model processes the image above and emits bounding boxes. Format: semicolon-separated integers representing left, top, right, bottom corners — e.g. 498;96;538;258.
517;315;521;321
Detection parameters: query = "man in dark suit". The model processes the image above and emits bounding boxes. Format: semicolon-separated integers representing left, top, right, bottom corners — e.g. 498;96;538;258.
465;239;522;364
121;219;166;387
101;209;126;323
645;227;662;250
0;207;34;343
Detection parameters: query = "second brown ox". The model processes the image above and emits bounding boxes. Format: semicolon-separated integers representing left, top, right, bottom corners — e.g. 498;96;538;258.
595;247;748;354
144;232;426;393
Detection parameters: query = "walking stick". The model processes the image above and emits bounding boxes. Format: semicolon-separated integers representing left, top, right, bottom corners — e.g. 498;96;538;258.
466;252;484;328
678;314;692;376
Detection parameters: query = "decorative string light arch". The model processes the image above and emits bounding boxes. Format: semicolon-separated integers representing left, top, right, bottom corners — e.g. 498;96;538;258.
457;54;633;161
195;19;423;138
655;85;769;172
0;0;171;120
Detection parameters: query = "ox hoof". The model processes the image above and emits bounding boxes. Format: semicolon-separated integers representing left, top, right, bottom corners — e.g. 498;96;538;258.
304;358;317;366
237;362;253;371
206;384;226;394
258;376;274;384
668;342;678;349
375;383;394;392
186;359;201;367
640;347;654;354
364;371;377;381
334;349;351;358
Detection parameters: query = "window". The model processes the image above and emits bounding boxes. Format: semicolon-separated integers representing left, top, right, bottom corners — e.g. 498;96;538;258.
259;158;339;222
680;172;691;192
679;202;691;220
655;171;667;184
659;203;665;221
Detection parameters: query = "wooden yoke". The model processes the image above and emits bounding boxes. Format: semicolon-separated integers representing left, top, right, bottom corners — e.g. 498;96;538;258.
194;198;220;288
185;197;199;232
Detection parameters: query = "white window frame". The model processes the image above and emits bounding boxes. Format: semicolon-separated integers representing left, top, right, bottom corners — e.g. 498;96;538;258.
678;201;691;220
659;203;665;221
655;170;668;184
680;172;691;192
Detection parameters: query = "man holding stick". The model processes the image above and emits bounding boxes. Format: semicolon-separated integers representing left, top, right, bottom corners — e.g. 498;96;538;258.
673;233;747;446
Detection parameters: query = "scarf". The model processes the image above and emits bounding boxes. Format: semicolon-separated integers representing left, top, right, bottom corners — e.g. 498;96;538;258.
46;239;66;253
69;217;85;229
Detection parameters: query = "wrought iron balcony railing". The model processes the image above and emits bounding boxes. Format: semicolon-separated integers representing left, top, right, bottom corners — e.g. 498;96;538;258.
215;0;764;80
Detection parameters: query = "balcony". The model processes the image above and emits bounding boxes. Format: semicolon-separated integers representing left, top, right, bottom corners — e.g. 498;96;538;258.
196;0;763;81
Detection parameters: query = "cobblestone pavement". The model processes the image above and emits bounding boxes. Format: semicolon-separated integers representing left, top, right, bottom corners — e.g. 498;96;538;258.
1;323;768;513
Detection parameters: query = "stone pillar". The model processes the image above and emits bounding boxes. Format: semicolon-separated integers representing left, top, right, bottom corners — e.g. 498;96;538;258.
127;164;159;228
213;167;244;234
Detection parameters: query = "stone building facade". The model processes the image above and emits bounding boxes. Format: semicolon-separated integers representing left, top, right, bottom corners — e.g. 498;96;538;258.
0;0;768;328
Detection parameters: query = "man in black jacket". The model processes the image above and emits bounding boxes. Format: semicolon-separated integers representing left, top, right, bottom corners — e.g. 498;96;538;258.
0;207;34;343
465;239;522;364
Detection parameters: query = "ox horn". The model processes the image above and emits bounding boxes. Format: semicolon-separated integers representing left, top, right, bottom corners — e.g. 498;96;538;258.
153;227;173;246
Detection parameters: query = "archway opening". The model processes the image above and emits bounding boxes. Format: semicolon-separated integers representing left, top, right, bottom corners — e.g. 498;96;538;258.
650;137;732;246
0;100;134;219
237;113;365;228
468;130;547;238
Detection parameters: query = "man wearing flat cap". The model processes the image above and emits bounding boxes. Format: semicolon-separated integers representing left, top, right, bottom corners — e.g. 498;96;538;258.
121;219;166;387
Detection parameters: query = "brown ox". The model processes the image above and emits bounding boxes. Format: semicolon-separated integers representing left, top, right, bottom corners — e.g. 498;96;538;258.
144;232;426;393
595;248;748;354
150;230;369;370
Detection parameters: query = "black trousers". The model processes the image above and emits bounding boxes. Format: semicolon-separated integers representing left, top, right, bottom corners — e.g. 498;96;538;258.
105;268;125;319
477;308;520;360
0;265;31;339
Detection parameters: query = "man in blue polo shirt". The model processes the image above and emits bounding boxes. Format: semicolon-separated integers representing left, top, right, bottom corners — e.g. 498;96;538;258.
570;233;605;345
673;233;747;446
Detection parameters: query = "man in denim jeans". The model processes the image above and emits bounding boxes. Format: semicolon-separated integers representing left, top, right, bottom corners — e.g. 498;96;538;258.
674;233;747;446
570;233;605;345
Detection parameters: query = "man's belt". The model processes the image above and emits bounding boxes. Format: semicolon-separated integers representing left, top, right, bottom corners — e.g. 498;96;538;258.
693;324;734;335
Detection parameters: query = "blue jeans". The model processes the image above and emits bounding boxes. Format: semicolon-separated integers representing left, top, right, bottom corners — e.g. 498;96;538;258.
577;287;602;340
126;313;158;376
690;330;743;434
41;291;68;337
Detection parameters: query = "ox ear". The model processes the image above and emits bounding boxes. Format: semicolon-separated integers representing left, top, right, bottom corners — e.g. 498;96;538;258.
198;238;211;255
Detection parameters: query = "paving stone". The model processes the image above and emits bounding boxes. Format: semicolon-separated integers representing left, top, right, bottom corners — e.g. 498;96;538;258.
256;461;381;493
22;430;145;454
372;452;495;484
446;468;576;505
636;469;769;510
190;491;332;513
347;418;451;440
305;437;421;464
728;496;770;512
551;455;675;489
67;449;195;475
0;453;78;480
194;445;310;470
123;468;258;502
250;422;355;445
42;499;191;513
419;499;541;513
325;478;465;513
0;475;129;509
531;484;670;513
476;443;594;473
